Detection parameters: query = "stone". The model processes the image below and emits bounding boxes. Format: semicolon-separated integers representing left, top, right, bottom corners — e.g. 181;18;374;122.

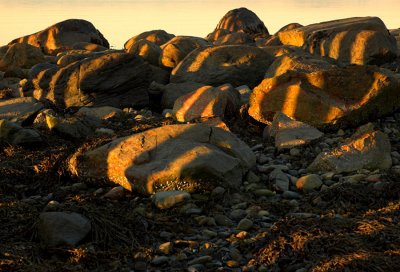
153;82;206;109
235;85;252;105
0;119;42;145
124;30;174;49
187;256;212;265
69;124;256;194
296;174;323;191
0;43;45;72
151;256;169;265
269;168;290;191
104;186;125;200
211;186;226;198
278;17;397;65
213;32;254;45
159;36;209;69
237;218;253;231
46;114;93;139
56;50;108;67
214;214;234;227
71;42;108;52
308;130;392;173
171;45;274;88
249;65;400;129
38;212;91;247
172;84;240;122
75;106;123;123
9;19;109;55
0;97;43;125
126;39;162;66
268;112;324;149
153;190;191;209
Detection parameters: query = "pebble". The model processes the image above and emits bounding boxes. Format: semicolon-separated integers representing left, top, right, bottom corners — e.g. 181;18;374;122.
226;260;239;268
296;174;322;191
104;186;125;200
282;191;301;199
253;189;275;197
151;255;169;265
152;190;191;209
289;148;301;156
188;256;213;265
237;218;253;231
211;186;225;198
187;264;205;272
214;214;234;227
230;209;247;221
203;229;218;239
158;242;172;254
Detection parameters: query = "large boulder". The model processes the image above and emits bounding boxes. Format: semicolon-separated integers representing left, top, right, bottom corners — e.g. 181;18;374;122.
0;119;42;145
170;45;274;88
249;65;400;129
0;43;45;72
159;36;210;69
124;30;175;49
126;39;162;66
278;17;397;65
9;19;109;55
69;124;256;195
172;84;240;122
34;52;152;109
0;97;43;125
213;32;254;45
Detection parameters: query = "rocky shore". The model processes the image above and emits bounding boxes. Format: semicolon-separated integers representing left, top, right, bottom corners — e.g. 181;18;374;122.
1;7;400;272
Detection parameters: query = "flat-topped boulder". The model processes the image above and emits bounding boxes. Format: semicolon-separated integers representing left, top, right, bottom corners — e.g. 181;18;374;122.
171;45;274;88
69;124;256;195
9;19;109;55
0;97;43;125
249;65;400;129
278;17;397;65
124;30;175;49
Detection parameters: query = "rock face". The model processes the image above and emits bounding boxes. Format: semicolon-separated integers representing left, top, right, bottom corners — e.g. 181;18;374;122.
154;82;206;109
9;19;109;55
249;65;400;129
172;84;240;122
268;112;323;149
126;39;162;66
69;124;256;195
0;119;42;145
0;43;45;71
0;97;43;125
124;30;175;49
171;45;274;88
213;32;253;46
159;36;210;69
71;42;108;52
213;8;269;37
34;52;152;109
308;130;392;173
38;212;91;247
278;17;397;65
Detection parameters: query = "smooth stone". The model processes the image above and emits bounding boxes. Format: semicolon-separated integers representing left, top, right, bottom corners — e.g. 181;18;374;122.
237;218;253;231
152;190;191;209
296;174;322;191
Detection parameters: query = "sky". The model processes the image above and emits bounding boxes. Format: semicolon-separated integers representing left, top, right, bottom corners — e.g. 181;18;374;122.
0;0;399;48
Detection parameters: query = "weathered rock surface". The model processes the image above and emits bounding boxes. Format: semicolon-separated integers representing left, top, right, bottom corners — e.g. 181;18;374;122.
278;17;397;65
0;119;42;145
45;114;94;139
213;32;253;45
126;39;162;66
308;130;392;173
249;65;400;129
71;42;108;52
268;112;324;149
0;43;45;71
124;30;175;49
9;19;109;55
69;124;256;194
0;97;43;124
159;36;210;69
172;84;240;122
171;45;274;88
75;106;123;123
34;52;152;109
38;212;91;247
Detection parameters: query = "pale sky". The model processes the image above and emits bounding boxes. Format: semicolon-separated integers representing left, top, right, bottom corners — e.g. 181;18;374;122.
0;0;399;48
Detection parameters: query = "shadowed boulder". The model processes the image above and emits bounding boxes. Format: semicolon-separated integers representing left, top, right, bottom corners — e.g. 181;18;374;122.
69;124;256;195
0;43;45;71
9;19;109;55
126;39;162;66
214;32;254;45
0;97;43;125
124;30;175;49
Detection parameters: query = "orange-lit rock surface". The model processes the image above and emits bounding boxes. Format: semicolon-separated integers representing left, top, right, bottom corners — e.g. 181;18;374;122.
126;39;162;66
124;29;175;49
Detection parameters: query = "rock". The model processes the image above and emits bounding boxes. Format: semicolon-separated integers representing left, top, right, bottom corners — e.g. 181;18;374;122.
296;174;322;191
124;30;175;49
104;186;125;200
276;23;303;33
69;124;256;194
151;256;169;265
156;82;206;109
212;8;269;38
269;168;290;191
56;50;109;67
278;17;397;65
126;39;162;66
0;119;42;145
0;97;43;125
308;130;392;173
211;186;226;198
4;67;26;79
71;42;108;52
9;19;109;55
38;212;91;247
75;106;123;123
188;256;212;265
253;189;275;197
0;43;45;72
46;114;93;139
159;36;209;69
153;190;191;209
214;32;254;45
172;84;240;122
268;112;323;149
235;85;252;104
249;65;400;129
237;218;253;231
214;214;234;227
171;45;274;88
35;52;152;109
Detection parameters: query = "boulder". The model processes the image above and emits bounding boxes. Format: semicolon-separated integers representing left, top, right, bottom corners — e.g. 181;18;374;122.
45;114;94;139
0;119;42;145
213;8;269;37
171;45;274;88
35;52;152;109
71;42;108;52
56;50;110;67
172;84;240;122
0;97;43;124
69;124;256;194
159;36;210;69
124;30;175;49
153;190;191;209
126;39;162;66
0;43;45;71
276;23;303;33
38;212;91;247
308;130;392;173
75;106;123;122
278;17;397;65
268;112;323;149
214;32;253;45
206;29;231;43
154;82;206;109
9;19;109;55
249;65;400;129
